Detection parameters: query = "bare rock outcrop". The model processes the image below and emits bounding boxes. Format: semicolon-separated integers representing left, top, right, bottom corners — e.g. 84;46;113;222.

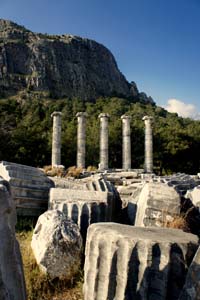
0;19;154;102
31;210;82;280
84;223;198;300
0;177;26;300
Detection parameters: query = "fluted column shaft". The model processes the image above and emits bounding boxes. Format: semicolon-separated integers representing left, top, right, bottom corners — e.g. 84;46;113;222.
76;112;87;169
51;111;62;166
98;113;110;170
121;115;131;170
143;116;153;173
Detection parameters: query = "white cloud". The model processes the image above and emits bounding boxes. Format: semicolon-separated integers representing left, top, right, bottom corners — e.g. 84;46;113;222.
165;99;200;120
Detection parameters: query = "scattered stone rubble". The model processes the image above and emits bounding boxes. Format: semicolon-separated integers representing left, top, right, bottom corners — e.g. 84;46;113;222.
1;158;200;299
31;210;82;280
158;173;200;196
0;176;26;300
84;223;198;300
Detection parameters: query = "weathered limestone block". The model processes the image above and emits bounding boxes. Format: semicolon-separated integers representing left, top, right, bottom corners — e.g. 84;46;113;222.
83;175;117;194
84;223;198;300
31;210;82;280
0;161;54;216
104;170;143;186
135;182;181;227
179;246;200;300
117;183;143;204
117;183;144;224
186;186;200;207
0;177;26;300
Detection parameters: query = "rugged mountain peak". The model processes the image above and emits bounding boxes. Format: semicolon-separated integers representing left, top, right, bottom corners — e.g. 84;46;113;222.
0;19;154;103
0;19;24;31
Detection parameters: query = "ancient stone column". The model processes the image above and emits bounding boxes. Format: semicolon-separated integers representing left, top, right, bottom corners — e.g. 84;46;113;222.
51;111;62;167
76;112;87;169
98;113;110;170
143;116;153;173
121;115;131;170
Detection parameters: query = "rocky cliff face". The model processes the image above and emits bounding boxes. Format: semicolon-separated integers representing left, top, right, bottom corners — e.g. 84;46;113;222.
0;19;154;102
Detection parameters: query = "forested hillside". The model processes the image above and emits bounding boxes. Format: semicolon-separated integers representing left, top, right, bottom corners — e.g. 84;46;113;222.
0;93;200;175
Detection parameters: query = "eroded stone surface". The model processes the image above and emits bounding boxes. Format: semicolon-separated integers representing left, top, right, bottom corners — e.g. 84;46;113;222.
179;246;200;300
84;223;198;300
186;186;200;207
158;173;200;196
0;177;26;300
31;210;82;280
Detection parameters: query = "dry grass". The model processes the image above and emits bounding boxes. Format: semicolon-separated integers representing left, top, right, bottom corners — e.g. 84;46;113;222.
66;166;83;178
42;165;65;177
165;214;190;231
16;231;83;300
162;208;195;232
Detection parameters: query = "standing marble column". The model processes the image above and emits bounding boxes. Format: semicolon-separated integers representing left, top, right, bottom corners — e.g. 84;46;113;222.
51;111;62;167
76;112;87;169
121;115;131;170
143;116;153;173
98;113;110;170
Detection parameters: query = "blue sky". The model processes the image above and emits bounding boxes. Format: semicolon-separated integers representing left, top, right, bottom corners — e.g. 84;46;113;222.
0;0;200;117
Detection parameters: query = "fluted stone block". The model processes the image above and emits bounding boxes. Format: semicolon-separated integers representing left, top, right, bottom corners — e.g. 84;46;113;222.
135;182;181;227
83;223;198;300
76;112;87;169
49;187;114;236
99;113;110;170
51;111;62;167
121;115;131;170
179;246;200;300
0;161;54;216
50;174;121;223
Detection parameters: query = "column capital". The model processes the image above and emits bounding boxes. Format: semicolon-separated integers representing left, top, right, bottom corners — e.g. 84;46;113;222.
121;114;131;120
142;115;153;122
51;111;62;118
98;113;110;119
76;112;88;118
